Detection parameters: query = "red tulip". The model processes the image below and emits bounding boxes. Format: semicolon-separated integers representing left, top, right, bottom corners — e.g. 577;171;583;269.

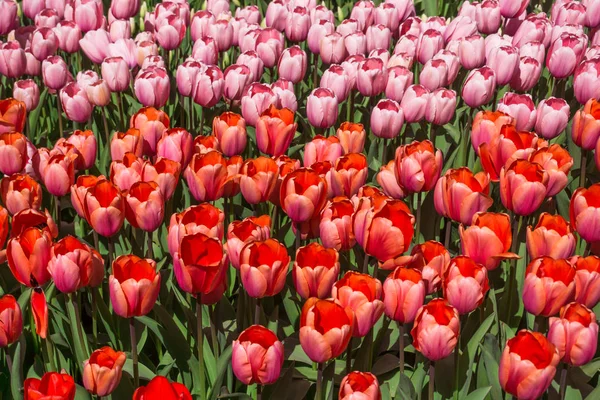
319;196;356;251
184;151;228;203
339;371;381;400
84;179;125;238
231;325;284;385
411;299;460;361
523;257;576;317
130;107;170;157
471;110;515;155
280;168;328;224
24;372;76;400
0;294;23;348
395;140;443;194
83;347;126;396
132;376;192;400
7;226;52;287
500;160;548;216
31;288;48;339
240;239;290;298
225;216;271;270
109;255;161;318
293;242;339;299
326;153;368;198
255;105;297;158
240;157;279;205
1;173;42;215
382;266;425;324
167;203;224;257
48;236;103;294
526;213;576;260
548;302;598;367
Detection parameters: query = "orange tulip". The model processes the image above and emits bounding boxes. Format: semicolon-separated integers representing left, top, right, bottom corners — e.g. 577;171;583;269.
110;128;143;161
10;208;57;239
336;122;366;154
523;257;576;317
255;105;297;157
572;255;600;308
383;267;426;324
471;110;515;154
84;179;125;237
280;168;328;223
7;227;52;287
240;239;290;298
194;135;220;154
411;299;460;361
125;181;164;232
184;150;228;202
571;98;600;150
303;135;343;167
0;98;26;134
70;174;104;219
443;256;489;315
1;173;42;215
141;157;181;200
268;155;300;206
326;153;368;197
109;255;161;318
240;157;279;204
293;243;339;299
319;196;356;251
168;203;224;257
83;347;126;396
225;215;271;270
213;111;247;156
130;106;170;156
526;213;576;260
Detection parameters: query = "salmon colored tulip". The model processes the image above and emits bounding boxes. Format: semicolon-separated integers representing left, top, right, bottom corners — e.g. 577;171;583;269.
326;153;368;198
383;267;426;324
1;173;42;215
109;255;161;318
24;372;76;400
84;179;125;237
0;294;22;348
443;256;489;315
395;140;443;194
222;155;244;199
70;175;103;219
132;376;192;400
332;272;384;337
194;135;220;154
336;122;366;154
130;106;171;156
269;155;301;206
0;205;6;261
526;213;576;260
167;203;224;257
240;157;279;204
110;128;143;161
240;239;290;298
354;199;415;262
212;112;247;157
125;181;164;232
48;236;103;293
0;132;28;175
231;325;284;385
499;330;559;400
377;160;406;200
225;215;271;270
500;160;548;216
303;135;344;167
42;152;78;196
479;125;545;181
141;157;181;201
411;299;460;361
280;168;328;224
339;372;381;400
471;110;515;154
571;98;600;151
319;196;356;251
434;167;493;226
109;152;143;192
573;256;600;308
523;257;576;317
293;242;339;299
570;183;600;243
184;151;228;202
299;297;354;363
31;288;48;339
548;302;598;367
255;105;297;157
83;347;126;396
0;98;26;134
173;232;228;296
7;227;52;287
459;212;518;270
156;127;193;170
67;129;96;170
11;208;58;239
529;144;573;197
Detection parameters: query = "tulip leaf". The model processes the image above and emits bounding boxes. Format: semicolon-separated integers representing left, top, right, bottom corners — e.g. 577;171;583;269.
464;386;491;400
75;384;91;399
396;372;417;400
10;337;25;400
123;358;156;383
479;334;503;400
208;345;232;400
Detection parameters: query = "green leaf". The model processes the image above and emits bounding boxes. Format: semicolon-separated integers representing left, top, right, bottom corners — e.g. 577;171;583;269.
123;359;156;383
395;372;417;400
464;387;491;400
208;345;233;400
480;334;503;400
11;337;25;400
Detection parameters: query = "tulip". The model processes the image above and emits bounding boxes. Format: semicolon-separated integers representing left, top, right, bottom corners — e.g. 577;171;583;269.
41;55;69;91
534;97;570;140
419;59;448;91
141;157;180;201
54;21;82;54
336;122;366;154
548;302;598;367
522;256;576;317
460;212;518;270
254;105;297;158
299;297;354;363
0;0;17;35
232;325;284;385
306;88;339;129
24;372;76;400
547;32;586;79
366;24;392;53
458;34;485;69
411;299;460;361
155;14;186;51
101;57;130;93
401;84;431;123
371;99;404;138
500;160;548;216
571;98;600;151
570;255;600;308
570;183;600;243
320;32;347;64
385;66;413;103
30;28;58;62
240;157;279;205
110;128;143;161
530;144;573;197
66;129;96;171
1;173;42;216
241;83;277;127
41;153;77;197
156;128;193;170
416;29;444;65
308;20;335;54
109;255;160;318
240;239;290;298
333;272;383;338
130;107;170;157
184;151;228;203
7;227;52;287
211;112;247;157
574;58;600;104
111;0;139;19
425;88;456;126
462;67;497;108
319;196;356;251
10;208;57;240
0;294;22;348
109;152;143;192
0;41;26;79
354;199;414;262
83;347;126;397
395;140;443;194
320;65;351;102
497;93;537;131
443;256;489;315
84;179;125;237
134;67;170;109
12;80;39;113
191;36;218;66
471;110;515;154
294;242;339;300
48;236;103;293
225;216;271;270
356;58;388;97
132;376;192;400
167;204;224;257
339;371;381;400
382;266;425;324
85;80;111;109
0;132;28;176
344;31;367;56
525;213;576;261
73;0;104;32
326;153;367;197
124;181;164;232
222;65;251;102
498;0;529;18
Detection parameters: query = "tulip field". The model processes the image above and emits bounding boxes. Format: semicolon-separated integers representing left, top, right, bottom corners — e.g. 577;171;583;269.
3;0;600;399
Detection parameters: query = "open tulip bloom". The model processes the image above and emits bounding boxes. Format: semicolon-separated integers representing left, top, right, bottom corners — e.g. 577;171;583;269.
2;1;600;399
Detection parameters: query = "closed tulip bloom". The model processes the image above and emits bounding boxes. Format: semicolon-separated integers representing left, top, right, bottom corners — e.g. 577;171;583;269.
416;29;444;65
497;93;537;131
212;112;247;156
304;136;343;167
240;239;290;298
300;297;354;362
133;376;192;400
530;144;573;197
535;97;570;140
225;216;271;270
83;347;126;397
570;183;600;242
130;107;170;157
383;266;425;323
356;58;388;97
0;41;26;79
67;129;97;171
0;294;22;348
500;159;548;216
73;0;104;32
370;99;404;139
190;36;218;66
498;0;529;18
84;179;125;237
48;236;103;293
140;157;180;201
101;57;130;93
307;88;339;129
526;213;576;260
125;181;164;232
36;9;61;30
344;31;367;56
109;255;160;318
320;32;347;65
339;372;381;400
384;66;412;102
471;110;515;154
285;6;310;43
547;32;586;79
109;152;143;191
573;255;600;308
173;232;227;295
222;65;252;102
320;65;351;102
366;24;392;53
155;14;186;51
156;128;193;169
392;241;451;294
10;209;57;240
167;204;224;256
419;59;448;91
395;140;443;194
462;67;497;108
241;83;277;127
548;302;598;367
176;61;201;98
111;0;139;19
280;168;328;223
190;10;215;41
523;257;576;317
30;28;58;62
332;271;384;337
0;0;17;35
401;84;431;123
0;132;28;176
354;199;414;262
336;122;366;154
572;98;600;151
499;330;559;400
69;175;102;219
1;174;42;215
460;212;518;270
184;151;229;203
255;28;284;69
7;227;52;287
475;0;502;34
54;21;82;54
458;34;485;69
327;153;368;197
13;80;40;113
574;58;600;104
293;243;339;299
240;157;278;205
411;299;460;361
24;372;76;400
319;196;356;251
61;82;94;123
232;325;284;385
308;19;335;54
425;88;456;125
0;99;26;136
134;67;170;108
42;55;69;91
42;153;77;197
110;128;143;161
255;105;297;158
443;256;489;315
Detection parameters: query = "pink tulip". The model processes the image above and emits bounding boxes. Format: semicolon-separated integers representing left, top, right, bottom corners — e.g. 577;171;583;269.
30;28;58;61
510;56;542;92
523;257;576;317
416;29;444;65
110;0;139;19
278;46;307;84
487;45;520;86
475;0;502;34
0;0;17;35
500;159;548;216
255;105;297;158
209;18;234;53
306;88;338;129
320;32;347;64
573;256;600;308
241;83;277;127
366;24;392;53
213;112;247;157
13;80;40;112
236;5;261;24
286;6;310;43
462;66;496;108
54;21;82;54
546;32;587;79
385;66;413;102
36;8;60;29
134;67;170;108
79;29;110;64
383;266;425;324
548;303;598;368
236;50;264;83
526;213;576;260
232;325;284;385
60;82;93;124
107;38;137;69
370;99;404;138
344;31;367;56
373;3;400;33
496;92;536;131
321;66;351;103
74;0;104;33
425;88;456;125
222;65;251;102
155;14;186;51
519;41;546;64
67;129;97;170
419;59;448;91
400;84;430;123
0;42;26;79
109;255;160;318
190;10;215;42
498;0;529;18
110;152;143;192
308;19;335;54
304;135;343;167
101;57;130;93
351;0;375;30
265;0;288;32
529;144;573;197
574;57;600;104
443;256;489;314
293;242;339;299
41;56;68;91
534;97;570;139
411;299;460;361
255;28;284;69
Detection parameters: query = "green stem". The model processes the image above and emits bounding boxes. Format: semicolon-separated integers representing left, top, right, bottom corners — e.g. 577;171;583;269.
130;318;139;388
580;150;587;188
146;231;153;259
254;298;261;325
118;92;126;132
559;366;568;400
429;362;436;400
57;95;63;138
506;215;523;323
197;297;206;400
315;363;324;400
362;254;370;274
345;339;352;374
398;322;405;375
199;106;204;135
415;192;422;242
91;288;98;348
101;107;110;145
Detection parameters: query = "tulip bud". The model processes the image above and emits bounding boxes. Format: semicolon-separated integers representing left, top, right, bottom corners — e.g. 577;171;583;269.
307;88;339;129
547;33;587;79
109;255;160;318
255;105;297;158
339;372;381;400
83;347;126;397
411;299;460;360
132;376;192;399
395;140;443;194
523;257;576;317
240;239;290;298
383;266;425;323
293;243;339;299
232;325;284;386
24;372;76;400
371;99;404;138
462;67;497;108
